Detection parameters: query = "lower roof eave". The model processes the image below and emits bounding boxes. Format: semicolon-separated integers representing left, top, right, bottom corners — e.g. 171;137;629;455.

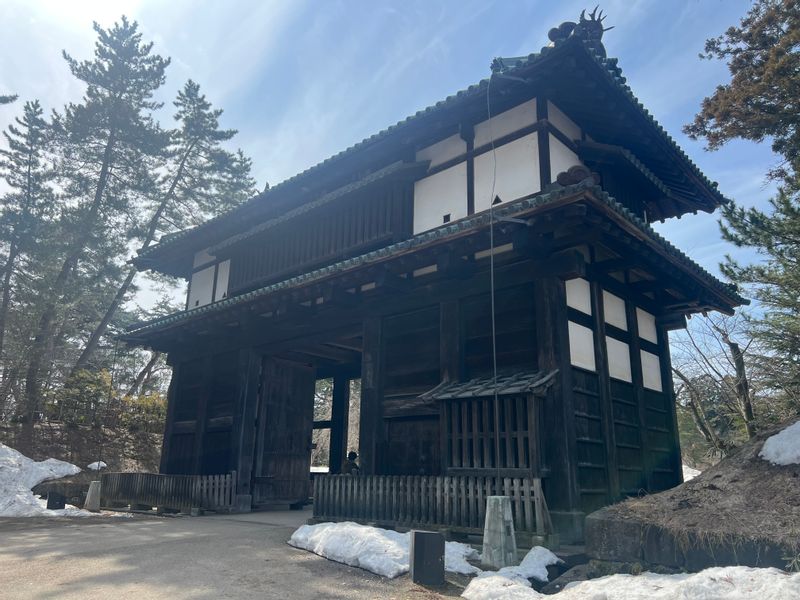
122;181;745;346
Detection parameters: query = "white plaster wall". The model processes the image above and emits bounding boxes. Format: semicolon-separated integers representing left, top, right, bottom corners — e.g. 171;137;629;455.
566;278;592;315
641;350;663;391
547;101;582;141
413;162;468;234
549;134;583;182
473;133;540;212
416;134;467;169
568;321;596;371
214;259;230;302
607;336;632;383
188;265;214;309
474;98;537;148
603;290;627;330
193;248;214;269
637;308;658;343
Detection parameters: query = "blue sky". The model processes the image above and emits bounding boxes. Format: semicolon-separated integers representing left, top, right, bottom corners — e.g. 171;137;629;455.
0;0;777;308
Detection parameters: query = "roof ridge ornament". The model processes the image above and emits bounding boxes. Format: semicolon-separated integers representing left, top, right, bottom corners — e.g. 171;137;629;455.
548;5;613;58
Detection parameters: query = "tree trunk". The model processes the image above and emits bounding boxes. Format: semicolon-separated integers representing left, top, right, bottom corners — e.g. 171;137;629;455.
673;368;729;453
725;337;756;438
0;242;20;363
126;351;160;397
72;141;196;373
21;130;116;446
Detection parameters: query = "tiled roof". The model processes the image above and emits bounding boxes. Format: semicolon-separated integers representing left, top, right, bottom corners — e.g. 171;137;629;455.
419;370;559;400
122;180;745;341
134;36;726;266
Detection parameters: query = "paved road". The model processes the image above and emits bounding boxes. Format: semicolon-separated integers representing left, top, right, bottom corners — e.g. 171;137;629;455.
0;509;465;599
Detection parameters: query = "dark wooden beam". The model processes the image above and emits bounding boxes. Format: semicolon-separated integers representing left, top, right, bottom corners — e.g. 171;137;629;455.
359;317;384;474
329;375;351;474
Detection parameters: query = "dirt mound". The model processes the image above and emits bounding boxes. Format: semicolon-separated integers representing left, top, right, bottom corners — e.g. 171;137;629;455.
612;419;800;551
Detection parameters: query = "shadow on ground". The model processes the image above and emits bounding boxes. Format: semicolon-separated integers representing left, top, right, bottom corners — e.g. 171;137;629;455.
0;509;464;600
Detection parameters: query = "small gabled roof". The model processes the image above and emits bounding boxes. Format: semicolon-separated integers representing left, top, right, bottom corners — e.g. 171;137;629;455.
134;32;728;277
420;370;559;400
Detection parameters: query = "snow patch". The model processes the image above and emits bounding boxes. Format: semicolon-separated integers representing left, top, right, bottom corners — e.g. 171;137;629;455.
475;546;561;585
0;442;93;517
463;574;541;600
87;461;107;471
760;420;800;466
463;567;800;600
289;521;480;578
682;464;701;481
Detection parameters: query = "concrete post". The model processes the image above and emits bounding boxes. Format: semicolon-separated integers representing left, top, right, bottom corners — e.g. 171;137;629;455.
482;496;517;568
84;481;101;512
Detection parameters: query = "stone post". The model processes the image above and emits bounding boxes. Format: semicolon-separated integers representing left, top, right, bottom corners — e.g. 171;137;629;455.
482;496;517;568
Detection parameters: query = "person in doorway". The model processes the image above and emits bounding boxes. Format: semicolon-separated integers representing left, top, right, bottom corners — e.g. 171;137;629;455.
342;451;360;475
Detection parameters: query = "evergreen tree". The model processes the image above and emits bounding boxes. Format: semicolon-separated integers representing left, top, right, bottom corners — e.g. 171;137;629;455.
0;101;56;378
21;17;169;443
0;94;17;105
685;0;800;407
72;79;255;371
684;0;800;181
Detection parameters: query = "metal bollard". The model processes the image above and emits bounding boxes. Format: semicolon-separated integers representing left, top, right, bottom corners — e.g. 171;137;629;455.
410;530;445;586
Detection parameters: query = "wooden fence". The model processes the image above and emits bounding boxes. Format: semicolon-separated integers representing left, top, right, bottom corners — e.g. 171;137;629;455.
313;474;552;535
101;472;236;512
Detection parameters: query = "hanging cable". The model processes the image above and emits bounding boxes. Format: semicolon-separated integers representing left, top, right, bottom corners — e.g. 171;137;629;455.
485;72;501;485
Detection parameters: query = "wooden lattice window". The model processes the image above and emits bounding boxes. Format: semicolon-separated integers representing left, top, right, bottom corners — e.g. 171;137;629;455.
442;394;541;475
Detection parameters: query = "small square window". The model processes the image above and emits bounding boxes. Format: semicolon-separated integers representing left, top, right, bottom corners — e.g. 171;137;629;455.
443;213;451;223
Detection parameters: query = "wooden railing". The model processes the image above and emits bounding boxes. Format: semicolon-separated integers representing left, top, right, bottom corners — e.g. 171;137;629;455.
101;471;236;512
313;474;552;535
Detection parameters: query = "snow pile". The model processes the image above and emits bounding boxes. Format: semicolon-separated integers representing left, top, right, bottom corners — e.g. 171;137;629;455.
475;546;561;585
289;521;480;578
463;575;540;600
87;461;107;471
682;464;701;481
463;567;800;600
759;420;800;466
0;442;91;517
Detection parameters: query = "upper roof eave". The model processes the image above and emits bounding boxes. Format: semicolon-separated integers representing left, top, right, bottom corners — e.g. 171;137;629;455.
134;36;727;272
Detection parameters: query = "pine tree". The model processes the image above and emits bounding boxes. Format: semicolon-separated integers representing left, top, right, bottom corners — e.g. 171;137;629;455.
72;79;255;372
0;95;17;105
684;0;800;181
21;17;169;444
685;0;800;406
0;101;55;375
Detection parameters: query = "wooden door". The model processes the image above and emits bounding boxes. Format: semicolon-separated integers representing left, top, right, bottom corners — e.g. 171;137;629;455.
252;358;315;506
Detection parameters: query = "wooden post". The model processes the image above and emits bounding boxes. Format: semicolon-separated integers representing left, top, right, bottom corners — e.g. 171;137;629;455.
626;301;653;491
329;374;351;474
359;317;384;475
658;324;683;487
533;275;581;536
590;280;621;502
159;358;179;474
230;349;262;510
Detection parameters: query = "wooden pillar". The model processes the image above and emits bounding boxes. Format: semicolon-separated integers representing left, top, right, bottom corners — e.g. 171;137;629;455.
440;300;462;384
359;317;384;475
230;349;262;507
158;358;179;474
533;275;581;536
191;356;213;475
626;302;653;491
536;96;551;187
329;374;350;474
658;324;683;486
590;281;621;502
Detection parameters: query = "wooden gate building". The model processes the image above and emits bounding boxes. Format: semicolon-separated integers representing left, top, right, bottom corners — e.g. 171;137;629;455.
124;14;744;541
